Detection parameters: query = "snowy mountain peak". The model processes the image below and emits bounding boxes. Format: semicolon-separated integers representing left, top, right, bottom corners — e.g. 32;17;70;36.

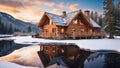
0;12;40;34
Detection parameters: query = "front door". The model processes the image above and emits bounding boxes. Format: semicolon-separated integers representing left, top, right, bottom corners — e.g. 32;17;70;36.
72;29;76;39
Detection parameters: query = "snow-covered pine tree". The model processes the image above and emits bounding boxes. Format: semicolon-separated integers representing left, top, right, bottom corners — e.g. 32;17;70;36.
115;0;120;35
103;0;116;38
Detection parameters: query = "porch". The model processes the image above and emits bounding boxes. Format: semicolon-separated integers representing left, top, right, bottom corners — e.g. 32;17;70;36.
67;32;106;39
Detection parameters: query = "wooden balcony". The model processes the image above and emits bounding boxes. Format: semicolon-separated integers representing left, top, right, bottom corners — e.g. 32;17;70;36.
67;32;106;39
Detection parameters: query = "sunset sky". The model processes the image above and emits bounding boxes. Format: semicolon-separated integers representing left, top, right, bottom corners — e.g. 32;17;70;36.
0;0;118;23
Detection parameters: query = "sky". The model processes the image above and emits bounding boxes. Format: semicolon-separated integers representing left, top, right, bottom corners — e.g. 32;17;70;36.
0;0;118;23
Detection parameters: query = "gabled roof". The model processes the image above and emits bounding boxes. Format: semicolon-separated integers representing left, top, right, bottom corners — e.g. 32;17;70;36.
38;10;100;28
46;12;66;26
89;18;100;27
46;10;80;26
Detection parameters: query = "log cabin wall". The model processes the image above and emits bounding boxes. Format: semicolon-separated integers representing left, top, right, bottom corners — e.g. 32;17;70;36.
42;24;58;38
40;17;58;38
57;26;66;35
65;14;90;38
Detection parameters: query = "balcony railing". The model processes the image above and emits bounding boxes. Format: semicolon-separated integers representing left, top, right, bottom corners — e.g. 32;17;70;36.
67;32;106;38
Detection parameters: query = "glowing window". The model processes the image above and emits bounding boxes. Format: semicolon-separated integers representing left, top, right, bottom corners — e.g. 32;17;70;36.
89;29;92;32
81;29;85;32
73;20;78;24
61;28;64;33
49;19;53;25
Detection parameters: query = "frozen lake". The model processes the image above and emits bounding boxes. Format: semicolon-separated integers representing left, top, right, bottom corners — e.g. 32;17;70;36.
0;36;120;68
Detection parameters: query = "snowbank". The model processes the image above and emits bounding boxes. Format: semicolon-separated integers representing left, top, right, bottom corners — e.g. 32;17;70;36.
0;61;38;68
11;36;120;51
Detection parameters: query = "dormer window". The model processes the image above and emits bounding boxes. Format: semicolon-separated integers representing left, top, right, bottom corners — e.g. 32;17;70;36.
79;20;83;25
73;20;78;24
49;19;53;25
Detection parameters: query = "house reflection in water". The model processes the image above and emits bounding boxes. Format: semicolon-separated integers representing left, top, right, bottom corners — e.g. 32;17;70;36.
37;43;90;68
37;43;120;68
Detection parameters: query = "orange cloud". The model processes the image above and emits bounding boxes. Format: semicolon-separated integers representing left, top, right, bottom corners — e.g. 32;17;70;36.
52;8;62;15
14;6;44;22
0;5;20;14
58;3;64;8
69;4;79;10
0;0;47;22
40;1;55;7
0;0;80;23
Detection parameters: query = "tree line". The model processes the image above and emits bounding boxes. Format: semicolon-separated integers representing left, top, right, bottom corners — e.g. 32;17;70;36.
0;17;32;34
90;0;120;38
103;0;120;38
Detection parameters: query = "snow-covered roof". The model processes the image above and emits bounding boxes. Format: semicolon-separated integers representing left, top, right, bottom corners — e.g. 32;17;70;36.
89;18;101;28
41;10;100;28
46;10;80;26
46;12;66;26
65;10;80;25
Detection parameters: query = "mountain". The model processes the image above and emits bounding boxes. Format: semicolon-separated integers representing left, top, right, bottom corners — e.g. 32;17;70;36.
0;12;40;34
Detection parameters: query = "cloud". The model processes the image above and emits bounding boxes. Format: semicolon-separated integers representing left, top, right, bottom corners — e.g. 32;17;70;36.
57;3;79;11
0;0;48;22
68;4;79;10
15;6;44;22
0;0;24;7
52;8;62;15
58;3;64;8
0;5;20;14
40;1;55;7
0;0;80;22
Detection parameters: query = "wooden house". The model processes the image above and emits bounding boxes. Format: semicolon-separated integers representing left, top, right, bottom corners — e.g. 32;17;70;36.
38;10;106;39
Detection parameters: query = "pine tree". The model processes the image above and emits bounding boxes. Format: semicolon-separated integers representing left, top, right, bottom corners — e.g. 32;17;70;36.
90;11;99;24
94;11;98;23
90;11;94;19
103;0;116;38
27;25;31;33
115;0;120;35
0;17;1;33
2;23;5;34
9;24;14;34
98;15;103;27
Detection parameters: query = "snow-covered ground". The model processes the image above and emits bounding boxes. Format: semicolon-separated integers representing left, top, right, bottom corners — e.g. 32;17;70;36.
11;36;120;51
0;36;120;68
0;61;38;68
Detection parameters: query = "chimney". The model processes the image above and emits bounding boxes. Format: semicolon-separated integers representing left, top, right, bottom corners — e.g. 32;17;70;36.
62;11;66;17
84;10;90;17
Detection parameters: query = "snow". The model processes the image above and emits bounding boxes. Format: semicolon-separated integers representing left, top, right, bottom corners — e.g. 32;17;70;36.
46;12;66;26
0;36;120;68
9;36;120;52
0;34;13;38
0;61;38;68
45;10;100;27
90;18;101;28
66;10;80;24
46;10;80;26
